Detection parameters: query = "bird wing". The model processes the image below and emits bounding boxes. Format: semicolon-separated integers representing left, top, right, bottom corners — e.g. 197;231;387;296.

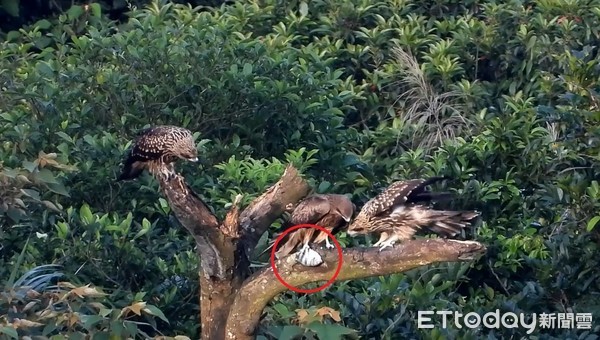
289;195;333;226
370;205;478;240
272;195;333;257
368;216;419;242
360;177;448;218
129;128;170;162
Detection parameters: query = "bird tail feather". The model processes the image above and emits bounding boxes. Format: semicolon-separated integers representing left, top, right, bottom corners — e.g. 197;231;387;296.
257;222;311;259
424;210;479;236
116;149;145;181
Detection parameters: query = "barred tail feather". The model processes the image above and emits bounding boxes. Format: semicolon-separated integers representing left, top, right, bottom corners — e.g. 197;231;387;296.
272;227;317;259
425;210;479;237
117;160;144;181
275;231;304;258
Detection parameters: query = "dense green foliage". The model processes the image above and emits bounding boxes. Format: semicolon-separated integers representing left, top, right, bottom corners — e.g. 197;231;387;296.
1;0;599;338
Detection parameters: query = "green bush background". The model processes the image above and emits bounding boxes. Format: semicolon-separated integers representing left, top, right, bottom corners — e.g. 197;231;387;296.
1;0;599;338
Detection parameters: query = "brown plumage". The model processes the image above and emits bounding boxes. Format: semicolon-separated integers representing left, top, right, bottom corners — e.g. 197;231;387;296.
117;125;198;181
273;194;355;259
347;177;479;250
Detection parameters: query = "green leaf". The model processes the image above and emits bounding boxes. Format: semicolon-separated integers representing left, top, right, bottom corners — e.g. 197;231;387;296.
0;326;18;339
80;315;105;330
35;168;59;184
6;207;25;222
299;1;308;17
42;320;58;335
0;0;20;17
133;218;151;240
20;188;40;200
6;30;20;41
279;325;305;340
22;160;37;172
90;3;101;17
55;222;69;239
587;216;600;232
341;154;361;167
36;61;54;77
306;323;356;340
55;131;73;143
317;181;331;193
80;204;94;224
35;19;52;30
99;308;112;317
46;182;70;196
272;303;295;318
143;304;169;323
242;63;253;76
67;5;84;20
232;134;240;147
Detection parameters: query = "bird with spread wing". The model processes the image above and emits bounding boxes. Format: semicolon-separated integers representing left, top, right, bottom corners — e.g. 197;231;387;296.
117;125;198;181
262;194;354;266
347;177;478;250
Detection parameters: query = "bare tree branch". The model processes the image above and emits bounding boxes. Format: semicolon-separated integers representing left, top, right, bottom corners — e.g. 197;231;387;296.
238;165;311;256
226;239;487;339
157;174;231;279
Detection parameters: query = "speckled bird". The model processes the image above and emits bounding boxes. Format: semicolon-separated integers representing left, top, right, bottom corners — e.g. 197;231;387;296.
273;194;355;259
347;177;479;251
117;125;198;181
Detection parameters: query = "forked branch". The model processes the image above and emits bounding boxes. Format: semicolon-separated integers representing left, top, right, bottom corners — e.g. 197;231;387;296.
238;165;312;256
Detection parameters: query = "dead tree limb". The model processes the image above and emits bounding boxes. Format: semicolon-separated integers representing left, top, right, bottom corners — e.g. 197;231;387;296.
226;239;486;339
238;165;311;256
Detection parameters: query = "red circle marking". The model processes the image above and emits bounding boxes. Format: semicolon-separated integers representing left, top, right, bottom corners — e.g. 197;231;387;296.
270;223;343;294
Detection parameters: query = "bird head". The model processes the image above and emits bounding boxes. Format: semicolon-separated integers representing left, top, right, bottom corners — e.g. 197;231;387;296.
346;213;368;236
180;145;199;162
331;195;355;222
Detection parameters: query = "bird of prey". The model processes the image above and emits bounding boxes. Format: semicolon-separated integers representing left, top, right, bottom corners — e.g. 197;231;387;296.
347;177;479;250
260;194;354;266
117;125;198;181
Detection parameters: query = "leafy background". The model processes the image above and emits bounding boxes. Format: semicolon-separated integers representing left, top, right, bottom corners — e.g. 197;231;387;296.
1;0;599;338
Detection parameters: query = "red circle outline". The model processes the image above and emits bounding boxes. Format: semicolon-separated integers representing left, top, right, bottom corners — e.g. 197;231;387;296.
270;223;343;294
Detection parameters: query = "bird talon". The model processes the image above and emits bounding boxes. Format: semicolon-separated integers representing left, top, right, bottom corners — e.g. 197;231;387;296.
378;241;395;251
325;238;335;249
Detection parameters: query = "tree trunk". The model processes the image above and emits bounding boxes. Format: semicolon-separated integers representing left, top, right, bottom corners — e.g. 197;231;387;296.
153;165;487;339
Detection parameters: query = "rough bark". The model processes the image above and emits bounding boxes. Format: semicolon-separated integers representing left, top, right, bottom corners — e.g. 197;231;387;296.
225;239;486;339
153;165;487;340
238;165;312;256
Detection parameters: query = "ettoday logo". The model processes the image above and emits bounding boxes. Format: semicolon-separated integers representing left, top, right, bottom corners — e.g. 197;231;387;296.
417;310;593;334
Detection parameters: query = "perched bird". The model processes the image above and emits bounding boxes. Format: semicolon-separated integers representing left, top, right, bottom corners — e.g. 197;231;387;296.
347;177;479;250
259;194;354;266
117;125;198;181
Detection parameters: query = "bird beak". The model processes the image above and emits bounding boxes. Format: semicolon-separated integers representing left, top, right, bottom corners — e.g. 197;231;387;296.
346;230;357;236
189;157;198;162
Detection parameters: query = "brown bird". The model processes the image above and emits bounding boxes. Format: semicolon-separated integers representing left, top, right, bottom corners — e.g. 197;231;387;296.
271;194;355;260
117;125;198;181
347;177;479;250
